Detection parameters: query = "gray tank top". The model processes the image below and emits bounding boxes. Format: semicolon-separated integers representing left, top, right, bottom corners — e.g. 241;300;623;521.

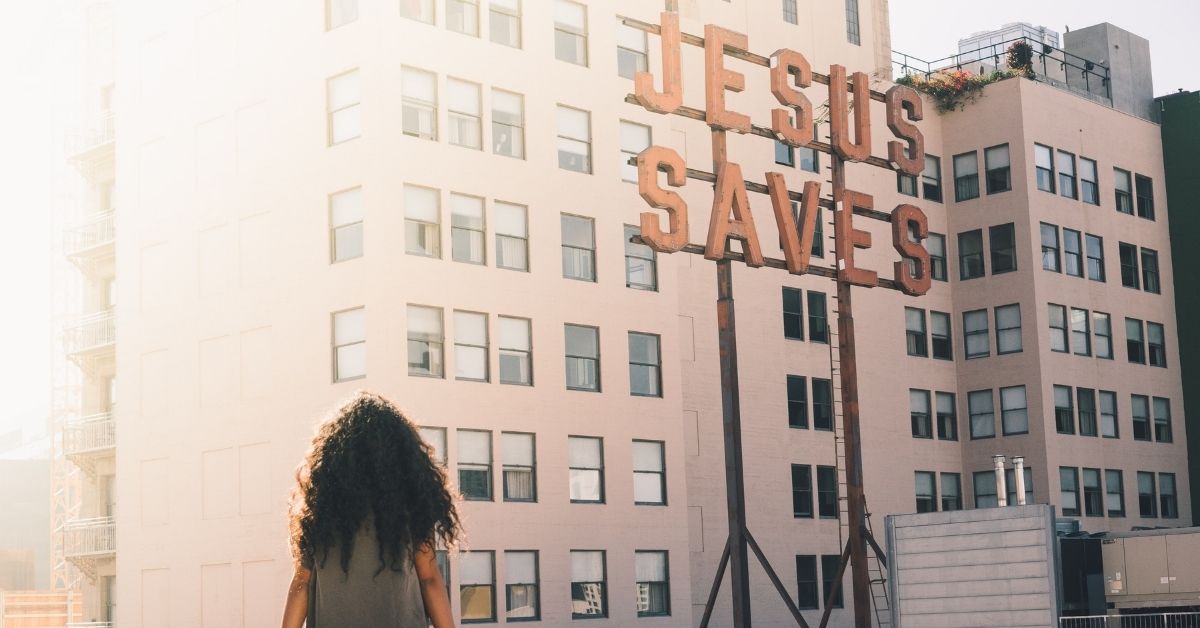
305;523;427;627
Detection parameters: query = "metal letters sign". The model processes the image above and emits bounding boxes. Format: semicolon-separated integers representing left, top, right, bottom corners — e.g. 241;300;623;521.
624;12;932;628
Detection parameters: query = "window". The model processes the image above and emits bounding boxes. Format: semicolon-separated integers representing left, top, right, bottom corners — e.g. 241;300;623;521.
561;214;596;281
616;22;648;79
936;392;957;441
984;144;1011;193
565;324;600;391
910;389;932;439
1126;318;1145;364
496;201;528;271
554;0;588;66
329;187;364;262
915;471;937;513
1055;385;1076;434
994;304;1022;354
963;309;989;359
1077;388;1097;436
1085;234;1105;281
458;430;493;500
1114;168;1134;214
1000;386;1028;435
922;155;943;202
791;464;813;517
625;225;657;290
401;0;435;23
1080;158;1099;204
332;307;366;381
408;305;445;377
1141;249;1160;294
1160;473;1178;518
941;473;962;511
989;223;1017;274
490;0;521;48
405;185;441;257
327;69;361;145
973;471;997;508
930;311;952;359
505;551;539;620
450;193;485;264
1099;391;1118;438
800;144;820;173
401;67;436;140
1041;224;1061;272
628;332;661;397
958;230;984;279
787;375;808;429
796;556;818;610
461;551;496;622
844;0;860;44
1135;175;1154;219
568;437;603;502
822;554;844;608
783;287;804;340
619;121;651;183
1063;229;1083;278
633;440;666;505
1060;467;1080;516
498;316;532;386
897;170;916;196
968;389;995;439
570;551;607;618
556;105;591;173
776;140;796;167
782;0;798;24
1082;468;1102;517
447;78;482;149
928;233;947;281
492;89;525;158
454;310;489;381
905;308;927;357
808;292;829;344
420;426;448;465
812;379;833;431
1093;312;1113;359
809;206;825;256
816;466;838;518
1048;304;1068;353
1119;243;1140;289
1034;144;1055;193
1057;150;1077;199
1153;397;1172;443
635;551;670;617
1132;395;1151;441
501;432;536;502
1106;470;1125;517
437;550;451;596
1137;472;1157;518
953;151;979;201
326;0;358;30
1070;308;1091;356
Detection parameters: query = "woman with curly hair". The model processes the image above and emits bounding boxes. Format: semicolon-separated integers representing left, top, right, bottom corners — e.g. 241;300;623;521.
281;392;462;627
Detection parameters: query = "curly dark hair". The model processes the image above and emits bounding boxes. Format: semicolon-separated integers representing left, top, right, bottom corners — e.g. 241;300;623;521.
289;392;461;574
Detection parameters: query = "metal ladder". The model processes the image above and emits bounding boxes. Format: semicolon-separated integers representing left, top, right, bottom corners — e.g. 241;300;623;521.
866;512;892;626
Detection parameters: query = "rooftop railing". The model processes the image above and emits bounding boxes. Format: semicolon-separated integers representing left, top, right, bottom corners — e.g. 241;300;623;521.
63;211;115;258
894;37;1112;106
1061;613;1200;628
63;517;116;559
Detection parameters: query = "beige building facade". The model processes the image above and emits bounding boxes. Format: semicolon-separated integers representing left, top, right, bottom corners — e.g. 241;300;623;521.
53;0;1188;626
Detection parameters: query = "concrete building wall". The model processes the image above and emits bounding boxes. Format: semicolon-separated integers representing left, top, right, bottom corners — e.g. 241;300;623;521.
0;460;51;590
1064;23;1156;121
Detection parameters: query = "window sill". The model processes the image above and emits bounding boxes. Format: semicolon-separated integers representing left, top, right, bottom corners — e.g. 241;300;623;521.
408;372;445;379
566;387;601;393
1002;431;1029;437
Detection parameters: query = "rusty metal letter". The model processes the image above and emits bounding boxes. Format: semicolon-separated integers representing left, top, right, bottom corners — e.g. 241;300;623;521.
828;65;872;162
704;25;751;133
890;203;931;296
706;161;764;266
634;12;683;114
835;190;878;287
766;174;819;274
886;85;925;176
637;145;690;253
769;49;813;147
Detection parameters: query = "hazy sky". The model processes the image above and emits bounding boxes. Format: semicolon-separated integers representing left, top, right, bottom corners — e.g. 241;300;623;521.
890;0;1199;95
